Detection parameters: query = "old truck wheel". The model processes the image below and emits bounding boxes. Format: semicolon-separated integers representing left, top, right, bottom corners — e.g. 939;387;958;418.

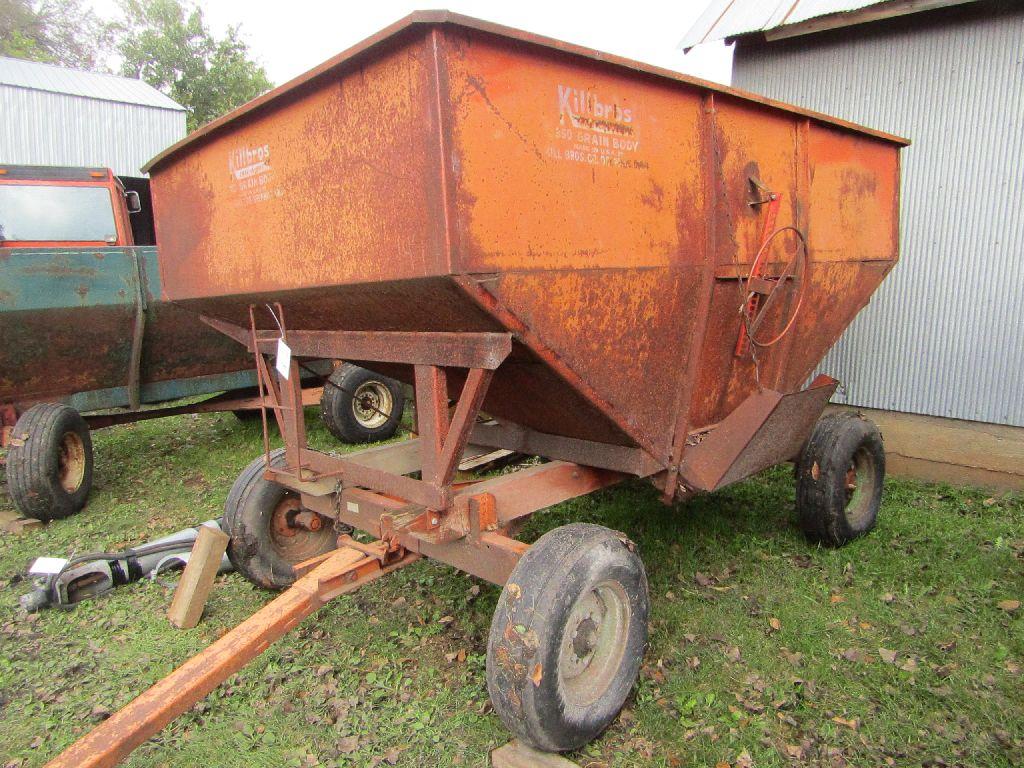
223;449;336;589
796;412;885;547
320;364;404;443
6;403;93;521
486;523;649;752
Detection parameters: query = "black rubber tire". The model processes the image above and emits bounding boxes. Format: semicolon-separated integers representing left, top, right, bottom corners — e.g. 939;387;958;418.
486;523;649;752
796;412;885;547
223;449;337;590
6;403;93;521
320;364;404;443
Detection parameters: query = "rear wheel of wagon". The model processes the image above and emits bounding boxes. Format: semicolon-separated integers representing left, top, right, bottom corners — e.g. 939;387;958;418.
486;523;649;752
796;412;885;547
223;449;337;589
6;403;93;521
320;364;404;444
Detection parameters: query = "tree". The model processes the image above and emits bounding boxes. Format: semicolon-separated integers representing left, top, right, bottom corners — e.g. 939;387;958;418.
0;0;110;69
116;0;272;131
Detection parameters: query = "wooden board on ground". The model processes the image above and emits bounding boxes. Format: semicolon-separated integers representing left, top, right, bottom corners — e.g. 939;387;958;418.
167;524;229;629
491;741;580;768
0;509;43;534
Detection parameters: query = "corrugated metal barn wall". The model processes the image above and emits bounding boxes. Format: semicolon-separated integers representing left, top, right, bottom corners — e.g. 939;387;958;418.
732;6;1024;427
0;87;185;177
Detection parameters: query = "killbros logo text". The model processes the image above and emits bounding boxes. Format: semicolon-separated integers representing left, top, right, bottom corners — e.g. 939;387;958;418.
550;84;646;170
228;143;274;204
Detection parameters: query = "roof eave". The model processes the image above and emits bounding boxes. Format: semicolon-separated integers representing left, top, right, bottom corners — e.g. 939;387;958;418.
683;0;980;50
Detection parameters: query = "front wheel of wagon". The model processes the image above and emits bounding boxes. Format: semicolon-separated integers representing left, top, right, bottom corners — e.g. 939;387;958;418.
486;523;649;752
320;364;405;444
796;412;885;547
6;403;93;521
223;449;337;590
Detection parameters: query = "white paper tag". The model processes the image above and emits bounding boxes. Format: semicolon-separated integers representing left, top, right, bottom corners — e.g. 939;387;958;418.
29;556;68;575
275;337;291;379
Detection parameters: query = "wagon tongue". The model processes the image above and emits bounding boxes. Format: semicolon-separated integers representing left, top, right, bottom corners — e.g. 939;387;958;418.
44;543;419;768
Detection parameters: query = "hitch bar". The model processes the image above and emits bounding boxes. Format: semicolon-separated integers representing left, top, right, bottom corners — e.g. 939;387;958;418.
45;542;419;768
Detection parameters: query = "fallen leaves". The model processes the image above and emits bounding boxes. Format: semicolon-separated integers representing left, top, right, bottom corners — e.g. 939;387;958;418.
337;735;359;754
996;599;1020;613
530;663;543;687
778;651;802;667
879;648;898;664
768;617;782;634
694;566;739;593
841;648;868;664
831;715;860;730
899;656;919;673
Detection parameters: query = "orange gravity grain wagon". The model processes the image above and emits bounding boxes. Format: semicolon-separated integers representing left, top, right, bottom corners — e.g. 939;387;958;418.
47;11;906;766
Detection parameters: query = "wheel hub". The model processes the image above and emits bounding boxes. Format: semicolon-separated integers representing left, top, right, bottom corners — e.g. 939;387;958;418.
558;580;631;707
268;497;332;563
57;431;86;493
351;380;393;430
843;446;876;527
270;497;302;538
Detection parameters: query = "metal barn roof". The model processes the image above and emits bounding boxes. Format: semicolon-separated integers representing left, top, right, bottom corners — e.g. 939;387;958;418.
0;56;183;111
681;0;979;49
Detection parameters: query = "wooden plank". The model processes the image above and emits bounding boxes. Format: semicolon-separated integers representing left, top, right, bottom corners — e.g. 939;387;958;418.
491;741;580;767
167;525;229;630
0;510;44;535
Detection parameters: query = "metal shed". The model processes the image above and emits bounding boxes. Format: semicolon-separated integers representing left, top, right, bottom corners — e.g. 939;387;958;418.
0;57;186;177
682;0;1024;434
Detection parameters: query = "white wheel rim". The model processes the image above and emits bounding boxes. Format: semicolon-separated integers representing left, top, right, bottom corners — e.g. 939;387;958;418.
557;580;631;707
351;380;393;430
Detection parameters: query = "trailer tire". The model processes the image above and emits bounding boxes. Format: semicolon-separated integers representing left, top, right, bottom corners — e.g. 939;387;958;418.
486;523;649;752
320;364;404;443
223;449;336;590
796;412;885;547
6;403;93;521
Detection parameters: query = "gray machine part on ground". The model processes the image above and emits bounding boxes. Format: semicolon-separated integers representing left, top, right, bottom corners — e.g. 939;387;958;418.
19;519;233;612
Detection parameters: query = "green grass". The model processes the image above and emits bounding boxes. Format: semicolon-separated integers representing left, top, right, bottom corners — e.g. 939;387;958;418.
0;410;1021;767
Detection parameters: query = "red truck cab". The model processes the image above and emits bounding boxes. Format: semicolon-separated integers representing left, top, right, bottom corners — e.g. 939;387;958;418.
0;165;141;247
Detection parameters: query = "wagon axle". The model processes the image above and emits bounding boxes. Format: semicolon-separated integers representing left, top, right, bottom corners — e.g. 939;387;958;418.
48;306;886;766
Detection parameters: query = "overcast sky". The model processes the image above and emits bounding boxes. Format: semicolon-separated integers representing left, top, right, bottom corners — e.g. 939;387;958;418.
89;0;732;87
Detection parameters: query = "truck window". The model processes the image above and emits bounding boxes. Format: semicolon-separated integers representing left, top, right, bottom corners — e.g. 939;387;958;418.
0;185;117;243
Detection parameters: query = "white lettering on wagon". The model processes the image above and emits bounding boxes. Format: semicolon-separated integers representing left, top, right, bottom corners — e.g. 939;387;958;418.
228;143;276;204
549;84;648;171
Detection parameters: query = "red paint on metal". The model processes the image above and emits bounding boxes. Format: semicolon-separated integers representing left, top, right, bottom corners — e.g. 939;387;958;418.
148;15;903;483
44;545;419;768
